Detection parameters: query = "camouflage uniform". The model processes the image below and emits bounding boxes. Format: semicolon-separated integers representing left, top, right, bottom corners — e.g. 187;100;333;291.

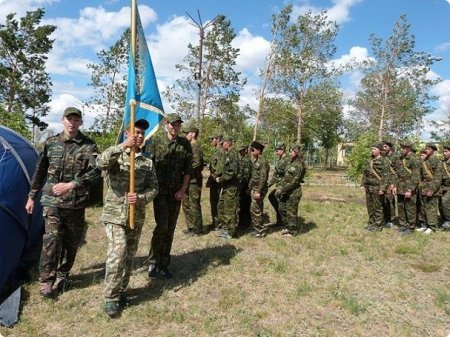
249;156;270;231
97;145;158;303
182;141;204;234
391;149;420;230
148;131;193;269
361;152;390;230
238;150;252;228
268;154;290;226
28;131;100;285
419;152;443;230
207;146;224;228
441;155;450;227
215;148;240;237
383;151;400;225
275;155;306;234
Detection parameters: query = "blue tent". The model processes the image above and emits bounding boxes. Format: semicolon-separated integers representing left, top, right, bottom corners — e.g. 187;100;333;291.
0;126;44;295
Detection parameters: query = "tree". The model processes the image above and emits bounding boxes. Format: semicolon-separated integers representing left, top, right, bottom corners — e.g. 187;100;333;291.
303;81;344;167
86;29;129;137
164;15;246;129
430;116;450;143
271;5;339;144
349;15;441;141
0;9;56;139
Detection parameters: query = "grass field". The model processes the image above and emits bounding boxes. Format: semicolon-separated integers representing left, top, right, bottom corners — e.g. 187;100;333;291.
1;173;449;337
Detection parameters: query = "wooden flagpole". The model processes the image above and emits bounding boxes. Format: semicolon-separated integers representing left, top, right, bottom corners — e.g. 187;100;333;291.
129;0;137;229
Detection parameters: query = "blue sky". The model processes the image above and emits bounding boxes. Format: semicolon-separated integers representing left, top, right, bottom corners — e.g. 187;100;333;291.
1;0;449;138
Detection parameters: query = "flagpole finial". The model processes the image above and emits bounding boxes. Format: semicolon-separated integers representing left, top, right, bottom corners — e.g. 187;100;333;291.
129;99;137;106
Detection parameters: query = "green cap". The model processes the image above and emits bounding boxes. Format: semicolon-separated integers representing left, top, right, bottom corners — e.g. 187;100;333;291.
400;140;413;148
183;126;199;135
63;107;82;118
290;144;302;152
222;135;233;143
166;113;183;124
443;144;450;150
425;143;437;151
275;142;285;150
371;142;383;150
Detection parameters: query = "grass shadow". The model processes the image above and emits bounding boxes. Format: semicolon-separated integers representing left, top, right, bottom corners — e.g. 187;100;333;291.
126;244;241;306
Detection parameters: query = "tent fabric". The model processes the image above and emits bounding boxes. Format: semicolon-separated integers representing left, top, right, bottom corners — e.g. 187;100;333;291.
0;126;43;294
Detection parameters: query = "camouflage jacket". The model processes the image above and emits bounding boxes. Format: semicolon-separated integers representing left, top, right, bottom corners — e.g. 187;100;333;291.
209;146;224;175
190;142;204;185
268;155;290;187
391;152;420;194
97;145;158;225
384;151;400;189
361;156;390;193
248;156;270;194
276;157;306;195
419;155;443;195
149;132;193;195
29;131;100;209
443;160;450;191
215;149;240;186
239;153;252;187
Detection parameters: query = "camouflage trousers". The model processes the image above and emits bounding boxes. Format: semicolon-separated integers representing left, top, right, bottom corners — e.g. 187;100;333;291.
365;192;384;228
217;184;239;236
104;221;143;301
397;194;417;230
250;190;267;231
149;194;181;268
238;186;251;228
182;182;203;233
419;195;440;229
383;192;396;223
278;187;302;232
208;180;221;227
39;207;86;284
268;189;282;225
441;190;450;222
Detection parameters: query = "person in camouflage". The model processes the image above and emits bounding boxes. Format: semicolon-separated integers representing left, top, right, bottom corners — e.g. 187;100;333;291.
248;141;270;237
182;126;204;236
382;139;399;228
416;143;443;234
147;113;193;279
360;143;390;232
441;144;450;230
214;136;240;239
390;140;420;235
275;144;306;236
206;135;224;230
237;144;252;229
268;143;290;226
97;119;158;317
25;107;100;298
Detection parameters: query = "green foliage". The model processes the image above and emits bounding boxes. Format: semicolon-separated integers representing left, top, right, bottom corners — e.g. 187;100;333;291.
86;29;129;135
346;132;378;181
0;8;55;138
164;15;246;125
348;15;441;140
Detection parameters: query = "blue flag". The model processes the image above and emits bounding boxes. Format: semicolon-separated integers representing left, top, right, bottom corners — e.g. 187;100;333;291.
120;4;164;142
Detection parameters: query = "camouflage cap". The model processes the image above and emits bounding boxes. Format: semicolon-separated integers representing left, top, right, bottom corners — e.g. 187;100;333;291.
290;144;302;152
209;134;222;140
443;144;450;150
275;142;285;150
425;143;437;151
399;140;413;148
183;126;199;135
63;107;82;118
166;113;183;124
382;138;394;147
371;142;383;150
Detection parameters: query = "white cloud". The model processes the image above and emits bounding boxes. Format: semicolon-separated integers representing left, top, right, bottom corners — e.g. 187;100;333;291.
436;42;450;52
428;79;450;121
332;46;372;68
233;28;270;76
292;0;362;24
0;0;59;23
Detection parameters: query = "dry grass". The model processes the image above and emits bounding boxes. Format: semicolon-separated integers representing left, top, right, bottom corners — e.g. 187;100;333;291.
1;180;450;337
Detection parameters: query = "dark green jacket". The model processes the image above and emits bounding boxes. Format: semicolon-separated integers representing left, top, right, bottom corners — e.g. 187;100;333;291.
361;156;390;193
419;155;443;195
29;131;100;209
276;157;306;194
249;156;270;194
391;152;420;194
149;132;193;195
268;155;290;187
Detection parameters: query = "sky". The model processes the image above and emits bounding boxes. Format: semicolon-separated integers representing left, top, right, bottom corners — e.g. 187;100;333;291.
1;0;449;139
